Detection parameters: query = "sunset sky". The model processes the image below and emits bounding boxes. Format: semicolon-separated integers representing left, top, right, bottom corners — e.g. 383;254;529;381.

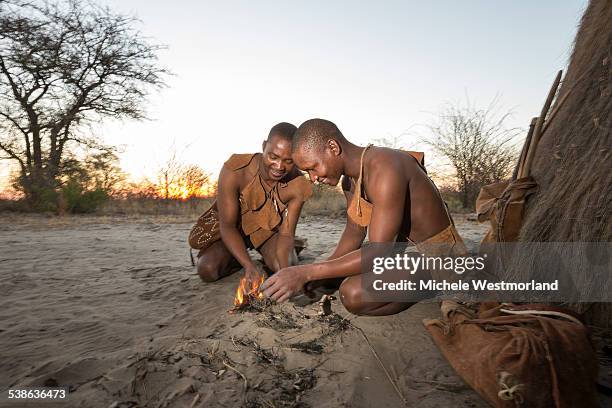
0;0;587;189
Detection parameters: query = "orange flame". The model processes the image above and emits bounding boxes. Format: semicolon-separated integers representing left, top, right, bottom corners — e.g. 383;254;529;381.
233;271;265;307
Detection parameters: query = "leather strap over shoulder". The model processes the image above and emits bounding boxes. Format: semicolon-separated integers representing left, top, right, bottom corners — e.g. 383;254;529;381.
355;144;373;216
406;151;425;167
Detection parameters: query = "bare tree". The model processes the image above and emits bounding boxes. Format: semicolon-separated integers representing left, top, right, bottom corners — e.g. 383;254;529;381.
0;0;167;206
156;149;182;200
179;164;211;199
424;99;520;209
114;178;158;199
372;135;406;150
157;156;212;200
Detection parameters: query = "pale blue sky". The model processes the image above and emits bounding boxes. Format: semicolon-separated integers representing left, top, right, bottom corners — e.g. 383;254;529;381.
1;0;588;186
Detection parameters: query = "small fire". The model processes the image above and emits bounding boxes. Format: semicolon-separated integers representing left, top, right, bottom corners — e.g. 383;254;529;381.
233;271;266;308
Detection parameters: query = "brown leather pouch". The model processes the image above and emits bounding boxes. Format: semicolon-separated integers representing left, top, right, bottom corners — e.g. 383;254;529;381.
188;204;221;251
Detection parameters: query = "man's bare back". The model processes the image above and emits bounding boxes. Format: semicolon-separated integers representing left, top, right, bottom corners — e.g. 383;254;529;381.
343;146;450;243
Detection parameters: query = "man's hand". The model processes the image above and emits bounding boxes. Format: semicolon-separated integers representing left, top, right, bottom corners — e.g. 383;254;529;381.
244;264;265;288
261;265;309;303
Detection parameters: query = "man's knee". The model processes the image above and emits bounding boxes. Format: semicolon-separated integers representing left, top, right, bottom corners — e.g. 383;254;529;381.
264;256;281;273
196;256;221;282
339;279;367;315
262;252;285;273
263;249;298;273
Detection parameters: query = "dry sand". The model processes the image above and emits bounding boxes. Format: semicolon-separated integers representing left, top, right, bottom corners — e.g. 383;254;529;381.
0;213;599;407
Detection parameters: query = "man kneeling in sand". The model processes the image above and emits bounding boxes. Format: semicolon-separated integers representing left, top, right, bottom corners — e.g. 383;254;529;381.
188;123;312;284
261;119;467;315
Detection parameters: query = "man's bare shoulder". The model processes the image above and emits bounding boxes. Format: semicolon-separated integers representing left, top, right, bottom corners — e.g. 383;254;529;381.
368;146;418;178
219;152;258;189
282;168;313;202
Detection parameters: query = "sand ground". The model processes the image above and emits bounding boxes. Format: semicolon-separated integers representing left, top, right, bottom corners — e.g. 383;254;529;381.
0;214;607;407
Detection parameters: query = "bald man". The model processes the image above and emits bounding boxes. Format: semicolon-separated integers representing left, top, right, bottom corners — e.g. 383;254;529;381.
261;118;467;315
188;122;312;285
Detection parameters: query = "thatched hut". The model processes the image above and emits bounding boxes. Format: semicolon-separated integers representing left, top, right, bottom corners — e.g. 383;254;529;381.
519;0;611;326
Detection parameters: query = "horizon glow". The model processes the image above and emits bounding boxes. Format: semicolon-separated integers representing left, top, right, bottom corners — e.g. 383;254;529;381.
0;0;587;193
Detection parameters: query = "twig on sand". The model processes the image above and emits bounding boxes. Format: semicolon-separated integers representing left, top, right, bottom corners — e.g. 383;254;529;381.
356;327;408;407
230;335;242;351
283;328;319;342
411;377;467;392
211;340;220;356
189;393;200;408
223;360;248;392
261;399;276;408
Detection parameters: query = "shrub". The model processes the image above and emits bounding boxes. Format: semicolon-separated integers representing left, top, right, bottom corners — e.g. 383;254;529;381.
61;182;108;213
302;183;346;217
31;187;60;213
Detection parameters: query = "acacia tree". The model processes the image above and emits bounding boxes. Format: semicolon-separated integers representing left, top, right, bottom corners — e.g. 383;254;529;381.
0;0;167;206
425;100;520;209
58;147;125;192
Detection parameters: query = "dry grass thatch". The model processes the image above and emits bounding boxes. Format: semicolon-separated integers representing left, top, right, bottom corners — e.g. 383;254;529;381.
517;0;612;325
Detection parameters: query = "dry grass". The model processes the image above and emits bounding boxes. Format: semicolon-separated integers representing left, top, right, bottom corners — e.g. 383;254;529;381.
97;197;213;218
0;186;346;224
521;0;611;243
102;186;346;220
516;0;612;326
438;188;471;213
0;196;214;225
1;182;467;222
301;184;346;218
